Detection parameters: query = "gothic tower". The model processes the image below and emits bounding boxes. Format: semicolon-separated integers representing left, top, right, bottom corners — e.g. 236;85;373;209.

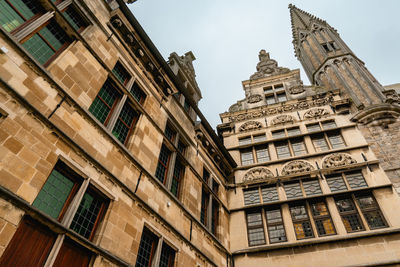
289;4;400;192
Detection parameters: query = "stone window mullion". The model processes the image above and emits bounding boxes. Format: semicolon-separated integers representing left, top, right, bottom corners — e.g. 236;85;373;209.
151;237;164;267
106;94;127;131
165;152;177;190
61;178;90;227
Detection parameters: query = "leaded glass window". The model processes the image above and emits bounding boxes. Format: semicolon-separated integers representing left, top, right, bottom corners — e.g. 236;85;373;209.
70;189;107;240
62;6;87;33
155;145;171;184
291;138;307;156
284;182;302;199
130;82;146;104
255;145;270;163
135;228;158;267
241;149;254;165
261;186;279;203
311;134;329;152
272;130;285;139
170;160;184;197
310;200;336;236
266;95;276;105
89;79;121;124
328;131;345;149
239;136;252;145
164;124;176;143
244;188;260;205
159;243;175;267
307;123;321;132
211;199;219;235
335;197;364;232
346;171;367;189
302;179;322;196
0;0;43;32
112;101;138;144
287;127;301;136
275;141;291;159
356;194;387;229
247;212;266;246
253;134;267;143
265;208;287;243
322;120;337;129
112;61;131;85
326;174;347;192
200;188;209;225
290;204;314;239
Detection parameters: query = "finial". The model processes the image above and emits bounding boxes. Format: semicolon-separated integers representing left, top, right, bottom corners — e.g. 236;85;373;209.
288;4;294;9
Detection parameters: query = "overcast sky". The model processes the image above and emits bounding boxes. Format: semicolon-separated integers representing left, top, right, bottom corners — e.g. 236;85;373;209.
129;0;400;128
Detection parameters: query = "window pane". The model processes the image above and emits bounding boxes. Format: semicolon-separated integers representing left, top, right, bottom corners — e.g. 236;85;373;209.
311;134;329;152
155;145;171;183
70;190;105;239
266;95;276;105
345;171;367;189
284;182;302;199
171;161;184;197
239;136;252;145
277;93;287;103
322;120;337;129
136;228;158;267
272;130;285;138
328;132;345;149
22;34;54;65
256;145;270;163
63;6;87;32
302;179;322;196
275;141;291;159
39;21;69;51
89;80;120;124
265;208;287;243
130;82;146;104
335;197;364;232
253;134;266;143
326;174;347;192
247;212;265;246
160;243;175;267
164;124;176;143
32;169;75;219
112;102;137;144
290;204;313;239
200;189;209;225
307;124;321;132
264;86;273;93
356;194;387;229
202;168;210;183
112;62;131;85
274;84;284;90
261;186;279;203
310;201;335;236
287;127;301;136
241;149;254;165
0;0;42;32
244;188;260;205
211;199;219;235
291;139;307;156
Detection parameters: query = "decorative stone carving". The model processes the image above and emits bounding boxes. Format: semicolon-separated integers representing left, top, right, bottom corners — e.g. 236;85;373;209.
250;50;290;80
281;160;315;176
227;93;334;122
322;153;357;169
247;94;262;104
243;168;274;182
384;90;400;105
239;121;262;132
271;114;295;125
229;103;242;112
303;108;329;119
288;81;306;95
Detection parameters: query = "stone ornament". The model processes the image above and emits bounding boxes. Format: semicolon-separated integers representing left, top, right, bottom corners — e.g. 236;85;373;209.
303;108;329;119
384;90;400;105
288;85;306;95
243;168;274;182
247;94;263;104
281;160;315;176
271;114;295;125
239;121;262;132
322;153;357;169
229;103;242;112
250;50;290;80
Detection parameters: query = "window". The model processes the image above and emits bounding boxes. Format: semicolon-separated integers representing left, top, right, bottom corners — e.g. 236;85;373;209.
246;211;266;246
0;1;89;67
112;61;131;85
284;178;322;199
155;123;187;198
240;148;254;165
272;129;286;139
321;41;340;52
253;134;267;143
290;203;314;239
264;84;287;104
287;127;301;136
265;208;287;243
200;170;221;236
356;193;387;229
272;127;301;139
335;197;364;232
309;200;336;236
243;186;279;206
239;134;267;146
1;161;108;266
306;123;321;132
239;136;252;145
200;188;209;225
136;227;176;267
256;145;270;163
89;70;140;145
326;171;368;192
311;131;345;152
211;199;219;235
130;82;147;104
202;168;210;183
275;138;307;159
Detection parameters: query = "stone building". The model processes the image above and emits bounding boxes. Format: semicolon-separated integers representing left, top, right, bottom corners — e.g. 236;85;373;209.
0;1;399;267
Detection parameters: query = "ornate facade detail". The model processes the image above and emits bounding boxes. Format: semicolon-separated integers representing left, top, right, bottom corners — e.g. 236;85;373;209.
303;108;329;119
281;160;315;176
239;121;262;132
229;103;242;112
287;81;306;95
247;94;262;104
271;114;295;125
322;153;357;169
243;168;274;182
384;90;400;105
227;93;333;122
250;50;290;80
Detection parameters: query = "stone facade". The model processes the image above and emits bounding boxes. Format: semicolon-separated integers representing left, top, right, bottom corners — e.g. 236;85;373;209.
0;1;399;267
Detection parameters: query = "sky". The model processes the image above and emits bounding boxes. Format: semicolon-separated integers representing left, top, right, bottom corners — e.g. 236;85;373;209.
128;0;400;128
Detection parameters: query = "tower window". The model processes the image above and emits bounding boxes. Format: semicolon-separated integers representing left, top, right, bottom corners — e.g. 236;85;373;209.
321;41;340;53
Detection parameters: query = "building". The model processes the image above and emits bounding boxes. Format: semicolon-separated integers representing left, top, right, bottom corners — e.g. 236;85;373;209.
0;1;399;267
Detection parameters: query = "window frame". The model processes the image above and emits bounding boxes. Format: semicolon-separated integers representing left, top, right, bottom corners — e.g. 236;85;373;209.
263;83;288;105
246;210;266;246
200;168;221;237
275;137;307;159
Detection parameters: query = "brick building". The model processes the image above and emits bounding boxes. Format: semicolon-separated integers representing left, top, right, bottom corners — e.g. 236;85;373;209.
0;1;399;267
